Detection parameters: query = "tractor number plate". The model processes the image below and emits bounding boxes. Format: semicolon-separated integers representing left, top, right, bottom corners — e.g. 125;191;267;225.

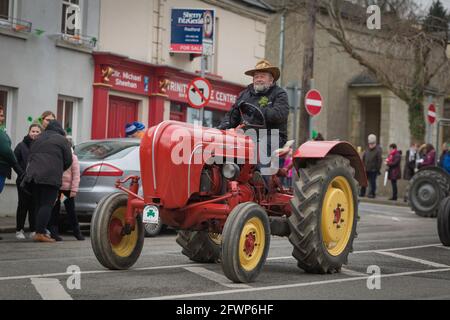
143;205;159;224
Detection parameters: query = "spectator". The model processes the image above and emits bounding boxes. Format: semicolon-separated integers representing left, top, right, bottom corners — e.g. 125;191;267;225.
22;120;72;243
39;111;56;130
386;143;402;201
14;123;42;240
313;132;325;141
418;144;436;169
438;142;448;168
48;136;84;241
360;134;382;198
125;121;146;139
403;142;418;202
1;105;22;240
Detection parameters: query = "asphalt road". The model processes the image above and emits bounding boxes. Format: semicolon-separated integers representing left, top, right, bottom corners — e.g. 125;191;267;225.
0;202;449;301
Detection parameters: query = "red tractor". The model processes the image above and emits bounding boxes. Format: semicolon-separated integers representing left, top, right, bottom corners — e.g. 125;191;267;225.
90;105;367;283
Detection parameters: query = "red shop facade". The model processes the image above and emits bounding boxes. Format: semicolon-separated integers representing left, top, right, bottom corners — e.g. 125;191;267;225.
92;52;244;139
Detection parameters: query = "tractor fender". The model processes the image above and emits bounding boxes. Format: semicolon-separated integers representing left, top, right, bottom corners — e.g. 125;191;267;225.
293;141;367;187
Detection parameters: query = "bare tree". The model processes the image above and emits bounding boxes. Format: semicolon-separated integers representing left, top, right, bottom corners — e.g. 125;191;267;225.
320;0;450;142
271;0;450;142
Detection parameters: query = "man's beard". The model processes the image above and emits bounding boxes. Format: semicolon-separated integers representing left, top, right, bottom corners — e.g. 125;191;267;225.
254;83;271;93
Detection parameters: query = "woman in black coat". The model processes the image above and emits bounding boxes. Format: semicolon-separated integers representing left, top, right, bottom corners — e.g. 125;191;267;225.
14;123;42;239
22;120;72;243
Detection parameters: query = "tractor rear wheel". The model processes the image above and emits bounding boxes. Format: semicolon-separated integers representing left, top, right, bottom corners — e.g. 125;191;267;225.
221;202;270;283
90;193;144;270
288;155;358;274
176;231;222;263
438;197;450;246
408;168;449;218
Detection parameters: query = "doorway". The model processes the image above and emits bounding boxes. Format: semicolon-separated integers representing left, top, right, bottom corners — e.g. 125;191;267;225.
108;96;139;138
360;97;381;147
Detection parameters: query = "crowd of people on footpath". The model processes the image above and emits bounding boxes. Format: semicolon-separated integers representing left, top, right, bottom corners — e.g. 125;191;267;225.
359;133;449;201
0;106;84;243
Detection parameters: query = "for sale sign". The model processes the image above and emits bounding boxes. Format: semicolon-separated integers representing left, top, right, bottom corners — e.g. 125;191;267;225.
170;8;215;54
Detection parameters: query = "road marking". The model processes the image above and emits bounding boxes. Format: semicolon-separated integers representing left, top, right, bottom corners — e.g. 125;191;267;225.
376;251;449;268
0;263;204;281
0;244;446;282
437;245;450;250
184;267;251;289
353;243;443;254
31;278;72;300
138;267;450;300
341;267;367;277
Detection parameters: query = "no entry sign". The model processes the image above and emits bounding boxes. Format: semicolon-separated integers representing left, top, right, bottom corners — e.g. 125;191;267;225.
187;77;212;109
305;89;323;116
428;104;436;124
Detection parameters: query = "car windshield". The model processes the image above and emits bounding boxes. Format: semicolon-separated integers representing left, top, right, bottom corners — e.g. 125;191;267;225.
75;140;140;160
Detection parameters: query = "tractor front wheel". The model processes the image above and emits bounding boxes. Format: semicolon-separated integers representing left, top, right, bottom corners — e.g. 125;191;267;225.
90;193;144;270
438;197;450;246
288;155;358;274
176;231;222;263
221;202;270;283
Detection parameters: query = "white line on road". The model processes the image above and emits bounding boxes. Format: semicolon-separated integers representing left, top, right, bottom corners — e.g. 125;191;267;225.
0;244;446;282
376;251;449;268
341;267;367;277
31;278;73;300
437;245;450;250
0;263;204;281
184;267;251;289
139;267;450;300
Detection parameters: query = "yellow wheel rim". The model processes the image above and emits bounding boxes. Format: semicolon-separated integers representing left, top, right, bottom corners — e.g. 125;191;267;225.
208;232;222;245
239;217;265;271
109;207;138;258
321;176;354;256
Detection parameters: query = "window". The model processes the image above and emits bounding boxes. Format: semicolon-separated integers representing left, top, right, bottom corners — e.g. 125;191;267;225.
61;0;81;36
0;0;8;19
57;97;77;138
187;107;224;128
204;17;218;74
0;88;12;133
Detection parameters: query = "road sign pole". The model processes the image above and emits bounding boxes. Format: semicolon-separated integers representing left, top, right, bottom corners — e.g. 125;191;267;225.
199;54;206;125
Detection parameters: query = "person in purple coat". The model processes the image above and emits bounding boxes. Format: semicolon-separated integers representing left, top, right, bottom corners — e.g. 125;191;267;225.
418;144;436;169
386;143;402;201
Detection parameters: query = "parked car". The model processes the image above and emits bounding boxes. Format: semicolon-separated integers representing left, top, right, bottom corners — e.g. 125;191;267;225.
59;138;163;237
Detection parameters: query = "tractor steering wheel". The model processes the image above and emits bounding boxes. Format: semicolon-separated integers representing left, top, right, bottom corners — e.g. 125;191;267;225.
230;101;266;129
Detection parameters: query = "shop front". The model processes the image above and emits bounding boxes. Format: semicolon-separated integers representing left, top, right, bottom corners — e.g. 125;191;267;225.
92;52;243;139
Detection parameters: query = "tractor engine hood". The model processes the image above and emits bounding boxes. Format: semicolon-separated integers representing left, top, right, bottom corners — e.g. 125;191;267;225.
140;121;255;208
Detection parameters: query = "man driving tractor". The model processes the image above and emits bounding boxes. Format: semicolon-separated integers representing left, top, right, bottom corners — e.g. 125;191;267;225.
217;59;289;151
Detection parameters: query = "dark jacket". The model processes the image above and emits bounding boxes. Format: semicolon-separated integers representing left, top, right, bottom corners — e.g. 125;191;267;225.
362;145;382;172
387;149;402;180
0;129;22;179
23;121;72;188
419;149;436;168
403;149;417;180
14;135;33;172
217;84;289;148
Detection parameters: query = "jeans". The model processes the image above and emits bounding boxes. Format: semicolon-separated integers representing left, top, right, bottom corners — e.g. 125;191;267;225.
49;190;82;234
360;171;378;197
391;180;398;200
16;183;35;232
33;184;59;234
0;175;5;193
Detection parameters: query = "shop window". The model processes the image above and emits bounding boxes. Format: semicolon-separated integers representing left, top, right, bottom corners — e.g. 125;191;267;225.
187;107;224;128
61;0;81;36
57;97;76;138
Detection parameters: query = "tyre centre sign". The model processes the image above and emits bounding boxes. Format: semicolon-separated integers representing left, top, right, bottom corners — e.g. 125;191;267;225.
167;78;237;111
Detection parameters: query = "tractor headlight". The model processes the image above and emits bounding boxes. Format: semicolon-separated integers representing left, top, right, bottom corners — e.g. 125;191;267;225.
222;163;240;180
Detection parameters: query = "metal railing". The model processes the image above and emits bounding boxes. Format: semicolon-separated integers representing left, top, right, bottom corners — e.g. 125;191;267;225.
0;15;32;33
60;32;97;49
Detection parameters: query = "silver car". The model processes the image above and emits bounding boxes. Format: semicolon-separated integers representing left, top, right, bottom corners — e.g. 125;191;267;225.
61;139;163;237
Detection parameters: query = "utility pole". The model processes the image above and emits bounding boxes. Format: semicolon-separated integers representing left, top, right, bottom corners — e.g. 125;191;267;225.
299;0;318;144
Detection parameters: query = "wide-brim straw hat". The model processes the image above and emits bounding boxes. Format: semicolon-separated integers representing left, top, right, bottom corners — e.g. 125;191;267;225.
244;59;280;82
